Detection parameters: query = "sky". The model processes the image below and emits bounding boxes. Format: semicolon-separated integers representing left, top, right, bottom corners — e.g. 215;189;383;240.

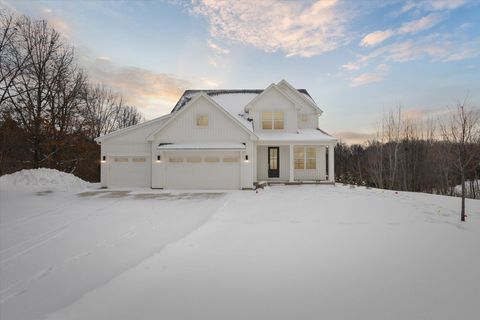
2;0;480;144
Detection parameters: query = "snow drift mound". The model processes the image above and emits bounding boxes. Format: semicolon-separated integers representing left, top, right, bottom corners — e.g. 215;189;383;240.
0;168;88;192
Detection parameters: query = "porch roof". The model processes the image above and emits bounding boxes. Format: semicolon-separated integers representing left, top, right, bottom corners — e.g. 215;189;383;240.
157;143;246;151
256;129;336;143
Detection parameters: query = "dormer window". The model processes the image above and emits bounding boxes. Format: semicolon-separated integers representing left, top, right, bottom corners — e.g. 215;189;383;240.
196;115;208;127
262;112;284;130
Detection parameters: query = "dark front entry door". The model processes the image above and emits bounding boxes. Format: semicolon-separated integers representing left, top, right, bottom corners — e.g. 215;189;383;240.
268;147;280;178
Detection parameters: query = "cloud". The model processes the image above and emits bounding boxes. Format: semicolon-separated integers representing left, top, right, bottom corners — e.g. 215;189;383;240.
398;13;442;34
347;33;480;76
360;30;395;47
407;0;470;12
190;0;350;57
80;55;194;118
333;131;375;144
199;77;219;87
360;13;441;47
341;62;361;71
207;39;229;55
349;64;389;87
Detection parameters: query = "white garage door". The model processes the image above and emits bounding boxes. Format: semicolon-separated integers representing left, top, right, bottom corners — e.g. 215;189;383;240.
108;156;150;187
165;152;240;189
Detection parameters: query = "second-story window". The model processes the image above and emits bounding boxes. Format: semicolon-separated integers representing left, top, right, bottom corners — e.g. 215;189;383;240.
196;115;209;127
262;112;284;130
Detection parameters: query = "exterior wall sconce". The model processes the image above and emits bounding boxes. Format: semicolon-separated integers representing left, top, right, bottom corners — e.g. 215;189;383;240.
156;155;161;163
244;155;249;162
101;155;106;163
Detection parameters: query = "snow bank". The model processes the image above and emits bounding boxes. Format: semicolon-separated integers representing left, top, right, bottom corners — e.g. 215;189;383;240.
453;180;479;198
0;168;88;192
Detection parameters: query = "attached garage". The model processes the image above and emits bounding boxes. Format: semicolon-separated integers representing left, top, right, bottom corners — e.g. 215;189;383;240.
108;155;150;187
164;152;240;189
156;144;245;190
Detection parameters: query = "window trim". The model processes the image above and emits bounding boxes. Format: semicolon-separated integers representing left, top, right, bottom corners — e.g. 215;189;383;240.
196;114;209;127
262;111;284;130
294;146;316;170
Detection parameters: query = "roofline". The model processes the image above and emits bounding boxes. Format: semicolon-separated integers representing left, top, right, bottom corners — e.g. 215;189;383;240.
171;87;314;114
277;79;323;115
95;114;171;143
244;83;296;113
146;92;258;141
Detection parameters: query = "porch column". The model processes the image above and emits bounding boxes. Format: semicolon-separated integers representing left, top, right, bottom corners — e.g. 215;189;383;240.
328;144;335;183
289;144;294;182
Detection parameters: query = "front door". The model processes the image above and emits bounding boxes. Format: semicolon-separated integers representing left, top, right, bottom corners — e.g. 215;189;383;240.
268;147;280;178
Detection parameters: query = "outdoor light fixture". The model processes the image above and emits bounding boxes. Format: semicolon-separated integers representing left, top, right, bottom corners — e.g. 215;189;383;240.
101;155;106;163
156;155;161;163
244;155;249;162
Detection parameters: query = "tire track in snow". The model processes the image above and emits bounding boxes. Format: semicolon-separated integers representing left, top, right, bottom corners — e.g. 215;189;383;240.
0;196;127;267
43;195;232;320
1;193;229;320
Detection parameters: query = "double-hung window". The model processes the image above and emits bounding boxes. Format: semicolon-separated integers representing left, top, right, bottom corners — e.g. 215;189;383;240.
294;146;316;169
262;112;284;130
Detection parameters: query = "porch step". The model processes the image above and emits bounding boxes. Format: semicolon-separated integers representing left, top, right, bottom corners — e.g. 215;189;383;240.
255;180;335;189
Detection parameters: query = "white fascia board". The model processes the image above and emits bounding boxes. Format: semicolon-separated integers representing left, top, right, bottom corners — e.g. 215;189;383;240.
146;92;258;141
95;114;171;143
277;79;323;115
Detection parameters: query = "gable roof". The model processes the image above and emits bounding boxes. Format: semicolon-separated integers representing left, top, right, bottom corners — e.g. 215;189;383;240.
95;114;171;143
146;92;258;141
277;79;323;114
171;88;314;113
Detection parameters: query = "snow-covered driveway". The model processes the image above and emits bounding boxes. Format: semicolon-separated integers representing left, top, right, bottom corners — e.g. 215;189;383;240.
1;186;226;320
1;173;480;320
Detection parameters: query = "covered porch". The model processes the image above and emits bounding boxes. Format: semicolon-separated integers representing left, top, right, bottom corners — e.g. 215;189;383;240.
255;142;335;183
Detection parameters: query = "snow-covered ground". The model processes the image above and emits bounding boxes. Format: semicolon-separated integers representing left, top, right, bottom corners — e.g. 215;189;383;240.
1;170;479;320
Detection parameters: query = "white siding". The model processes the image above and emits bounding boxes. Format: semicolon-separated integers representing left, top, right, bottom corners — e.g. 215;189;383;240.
294;145;327;181
154;96;251;142
256;145;290;181
99;118;169;187
257;145;327;182
250;88;298;133
297;111;319;129
151;95;255;189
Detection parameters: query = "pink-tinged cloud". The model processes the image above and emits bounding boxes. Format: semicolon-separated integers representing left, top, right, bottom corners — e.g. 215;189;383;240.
360;14;441;47
349;64;389;87
400;0;470;14
190;0;350;57
334;131;375;145
360;30;395;47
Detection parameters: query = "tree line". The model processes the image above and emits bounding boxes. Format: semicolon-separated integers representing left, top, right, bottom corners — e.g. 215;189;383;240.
335;102;480;220
0;12;143;181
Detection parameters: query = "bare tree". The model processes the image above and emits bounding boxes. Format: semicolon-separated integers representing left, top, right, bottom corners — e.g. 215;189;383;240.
441;97;480;221
0;11;30;106
116;104;144;129
3;16;73;167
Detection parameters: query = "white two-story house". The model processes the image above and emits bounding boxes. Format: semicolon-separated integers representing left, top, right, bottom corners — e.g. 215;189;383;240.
95;80;336;189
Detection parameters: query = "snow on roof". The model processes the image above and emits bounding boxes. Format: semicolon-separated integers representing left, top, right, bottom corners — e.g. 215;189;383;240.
157;143;246;150
209;93;258;131
170;89;315;132
256;129;336;142
171;89;313;113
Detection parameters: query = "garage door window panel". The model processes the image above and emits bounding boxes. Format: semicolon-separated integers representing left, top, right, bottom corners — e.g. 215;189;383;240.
205;156;220;163
187;156;202;163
